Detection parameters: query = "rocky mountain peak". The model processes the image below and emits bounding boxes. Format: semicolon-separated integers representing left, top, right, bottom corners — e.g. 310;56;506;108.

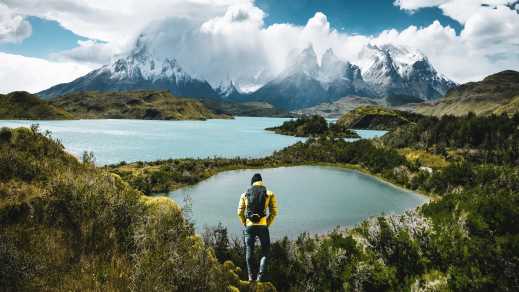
283;44;320;78
216;80;243;99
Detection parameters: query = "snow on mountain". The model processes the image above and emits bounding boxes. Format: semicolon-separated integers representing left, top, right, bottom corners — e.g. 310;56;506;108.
281;45;320;79
38;38;456;112
39;43;219;99
358;44;456;99
241;43;457;110
215;80;244;99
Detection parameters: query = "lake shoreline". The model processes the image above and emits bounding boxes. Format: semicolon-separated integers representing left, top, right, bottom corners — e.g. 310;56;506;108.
151;161;434;201
168;164;428;240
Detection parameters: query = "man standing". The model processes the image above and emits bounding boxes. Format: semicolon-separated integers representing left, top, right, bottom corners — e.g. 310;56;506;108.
237;173;278;282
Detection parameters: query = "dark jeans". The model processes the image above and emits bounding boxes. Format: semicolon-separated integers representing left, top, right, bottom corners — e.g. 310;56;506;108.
244;225;270;281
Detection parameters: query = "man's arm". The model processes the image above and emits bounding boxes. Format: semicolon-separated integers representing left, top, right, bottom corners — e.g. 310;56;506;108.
237;193;247;226
266;191;278;227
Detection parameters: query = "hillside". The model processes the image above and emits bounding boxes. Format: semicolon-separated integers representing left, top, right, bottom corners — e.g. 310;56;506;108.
416;70;519;116
0;91;73;120
201;99;292;118
294;96;380;118
51;91;230;120
3;112;519;290
337;105;423;130
109;112;519;291
0;126;275;291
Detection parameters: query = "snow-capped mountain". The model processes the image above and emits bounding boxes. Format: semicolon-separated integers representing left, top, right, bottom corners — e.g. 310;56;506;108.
238;44;456;110
39;43;218;99
281;45;321;79
248;45;329;110
38;40;456;112
247;45;371;110
359;44;456;100
215;80;245;100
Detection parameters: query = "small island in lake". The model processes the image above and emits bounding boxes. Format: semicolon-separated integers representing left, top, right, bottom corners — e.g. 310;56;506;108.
266;115;360;138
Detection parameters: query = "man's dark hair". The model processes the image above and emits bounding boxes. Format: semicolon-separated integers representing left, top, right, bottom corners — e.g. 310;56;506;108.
251;173;262;185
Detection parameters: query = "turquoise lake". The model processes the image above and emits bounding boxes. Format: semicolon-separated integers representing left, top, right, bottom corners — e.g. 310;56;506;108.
0;118;421;239
170;166;427;240
0;117;386;165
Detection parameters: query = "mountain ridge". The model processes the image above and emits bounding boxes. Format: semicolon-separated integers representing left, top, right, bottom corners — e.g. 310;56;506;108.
0;91;73;120
39;44;220;100
415;70;519;116
236;44;456;110
37;43;456;112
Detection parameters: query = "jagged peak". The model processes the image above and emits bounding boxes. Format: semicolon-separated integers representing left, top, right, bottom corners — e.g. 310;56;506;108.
216;79;243;98
321;48;341;66
102;49;190;83
282;44;320;78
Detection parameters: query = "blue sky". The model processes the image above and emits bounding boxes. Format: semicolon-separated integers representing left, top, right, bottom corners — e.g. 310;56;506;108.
0;16;87;58
0;0;517;93
1;0;463;59
256;0;462;34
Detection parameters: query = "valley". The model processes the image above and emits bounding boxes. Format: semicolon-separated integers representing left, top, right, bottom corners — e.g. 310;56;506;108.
2;2;518;291
3;109;519;290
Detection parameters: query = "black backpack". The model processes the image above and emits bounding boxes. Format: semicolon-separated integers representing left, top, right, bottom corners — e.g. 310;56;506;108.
246;185;267;223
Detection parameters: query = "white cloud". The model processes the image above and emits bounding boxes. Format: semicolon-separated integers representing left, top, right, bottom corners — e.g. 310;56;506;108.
97;2;519;86
50;39;120;66
200;2;264;34
0;0;518;93
0;3;31;43
2;0;249;44
390;0;519;81
0;52;93;94
394;0;516;23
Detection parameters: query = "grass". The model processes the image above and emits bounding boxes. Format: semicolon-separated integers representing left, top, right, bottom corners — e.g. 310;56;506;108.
398;148;449;169
0;91;73;120
51;90;230;120
0;126;273;291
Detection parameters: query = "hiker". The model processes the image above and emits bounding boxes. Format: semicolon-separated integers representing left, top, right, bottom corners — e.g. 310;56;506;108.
237;173;278;282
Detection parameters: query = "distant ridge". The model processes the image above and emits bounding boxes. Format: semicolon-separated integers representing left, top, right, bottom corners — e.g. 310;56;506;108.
50;91;229;120
415;70;519;116
234;44;456;110
38;41;219;100
38;43;456;112
0;91;72;120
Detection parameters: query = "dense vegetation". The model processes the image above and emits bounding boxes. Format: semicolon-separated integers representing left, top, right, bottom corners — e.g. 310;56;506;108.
108;138;405;195
416;70;519;116
265;115;359;138
384;112;519;165
0;91;73;120
337;105;423;130
0;126;275;291
3;110;519;291
199;113;519;291
51;90;229;120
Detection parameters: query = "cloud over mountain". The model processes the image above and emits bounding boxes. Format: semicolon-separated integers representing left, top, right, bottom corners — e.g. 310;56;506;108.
0;0;518;93
0;3;32;44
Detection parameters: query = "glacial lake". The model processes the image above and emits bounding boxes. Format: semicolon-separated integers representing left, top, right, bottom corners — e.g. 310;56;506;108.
0;117;386;165
170;166;427;240
0;118;417;239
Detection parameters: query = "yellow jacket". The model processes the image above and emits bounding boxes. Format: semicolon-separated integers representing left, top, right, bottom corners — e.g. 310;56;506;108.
237;181;278;227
